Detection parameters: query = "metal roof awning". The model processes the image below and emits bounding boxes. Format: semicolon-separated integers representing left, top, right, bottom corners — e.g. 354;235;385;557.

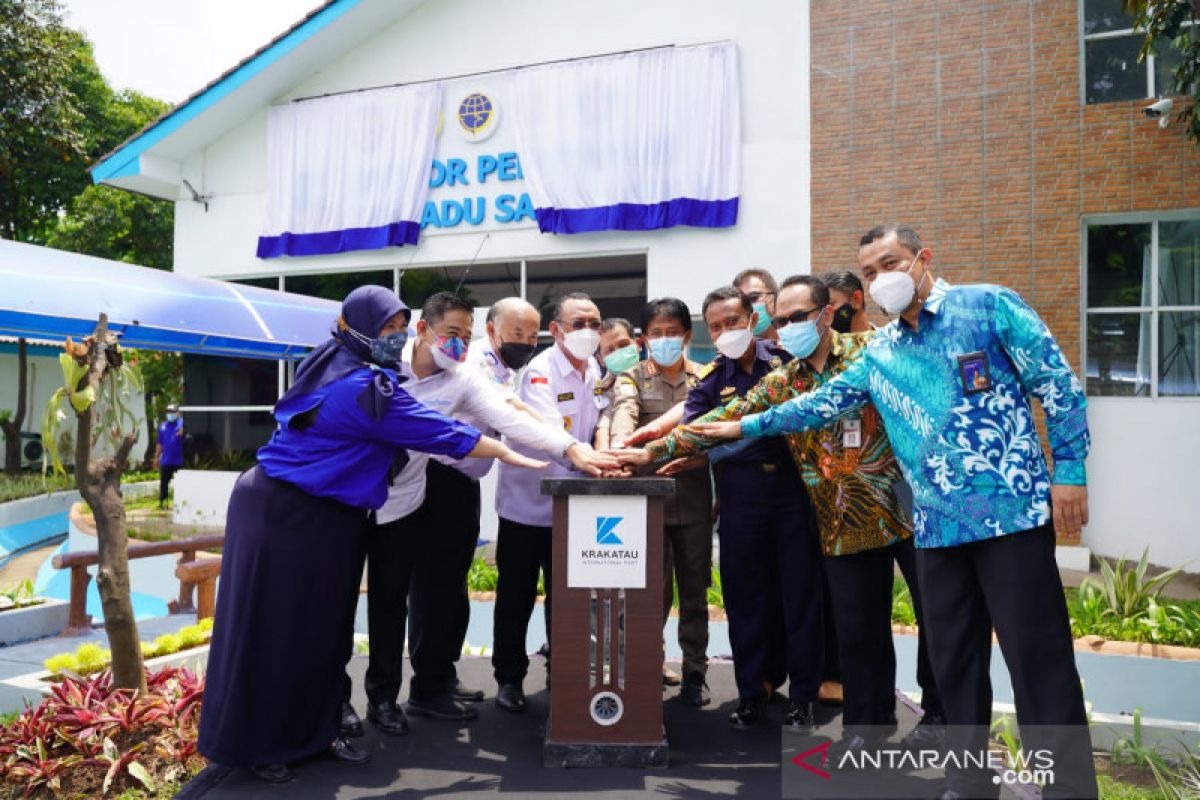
0;240;339;359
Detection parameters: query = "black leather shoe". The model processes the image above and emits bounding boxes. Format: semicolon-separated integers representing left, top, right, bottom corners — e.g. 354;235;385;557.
680;672;710;707
784;701;816;734
452;680;485;702
327;736;370;765
251;763;292;783
340;702;364;738
407;694;479;720
496;682;526;713
728;697;765;730
900;713;946;751
366;701;409;736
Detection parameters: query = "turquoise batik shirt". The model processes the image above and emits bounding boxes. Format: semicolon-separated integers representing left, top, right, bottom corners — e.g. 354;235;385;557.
741;279;1089;549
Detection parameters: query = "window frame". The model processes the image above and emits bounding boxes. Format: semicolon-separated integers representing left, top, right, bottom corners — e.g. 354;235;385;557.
1079;0;1197;105
1081;209;1200;401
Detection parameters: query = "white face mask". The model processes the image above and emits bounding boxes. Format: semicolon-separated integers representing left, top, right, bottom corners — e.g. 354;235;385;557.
714;327;754;359
430;342;462;372
562;327;601;361
869;253;930;316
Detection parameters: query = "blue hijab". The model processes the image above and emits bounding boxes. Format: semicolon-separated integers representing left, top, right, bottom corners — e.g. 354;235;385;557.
278;286;409;421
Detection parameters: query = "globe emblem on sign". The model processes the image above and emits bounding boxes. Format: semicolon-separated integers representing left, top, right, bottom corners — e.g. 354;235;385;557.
456;92;498;141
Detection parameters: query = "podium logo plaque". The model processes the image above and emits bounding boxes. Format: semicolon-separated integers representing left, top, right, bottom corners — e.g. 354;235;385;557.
568;496;647;589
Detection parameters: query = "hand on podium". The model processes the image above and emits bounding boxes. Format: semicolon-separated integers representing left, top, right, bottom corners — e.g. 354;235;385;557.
565;442;622;476
656;453;708;477
611;448;652;468
686;420;743;441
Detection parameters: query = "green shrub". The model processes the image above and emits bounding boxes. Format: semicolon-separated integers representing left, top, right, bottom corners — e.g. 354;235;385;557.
44;653;78;674
198;617;213;633
74;643;110;672
467;557;498;592
176;624;207;649
152;634;182;656
892;578;917;626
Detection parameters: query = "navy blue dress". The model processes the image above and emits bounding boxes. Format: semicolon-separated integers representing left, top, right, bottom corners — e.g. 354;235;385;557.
198;367;481;767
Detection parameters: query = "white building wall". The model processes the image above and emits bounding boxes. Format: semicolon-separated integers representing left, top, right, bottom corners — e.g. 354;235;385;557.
172;0;811;315
1084;401;1200;573
0;347;149;466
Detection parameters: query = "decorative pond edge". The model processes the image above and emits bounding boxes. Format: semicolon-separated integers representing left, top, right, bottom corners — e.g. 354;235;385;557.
0;597;69;645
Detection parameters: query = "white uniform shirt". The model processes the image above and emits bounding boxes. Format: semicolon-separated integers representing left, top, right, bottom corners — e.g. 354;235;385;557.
495;344;603;527
433;338;519;480
376;360;575;524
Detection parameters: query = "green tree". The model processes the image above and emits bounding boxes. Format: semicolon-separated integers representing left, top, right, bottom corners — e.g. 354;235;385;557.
1124;0;1200;145
0;0;87;242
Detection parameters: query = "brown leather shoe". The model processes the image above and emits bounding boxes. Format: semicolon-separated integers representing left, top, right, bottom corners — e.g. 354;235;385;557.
819;680;844;707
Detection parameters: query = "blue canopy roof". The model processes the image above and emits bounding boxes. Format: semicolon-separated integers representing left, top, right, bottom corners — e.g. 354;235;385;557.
0;240;339;359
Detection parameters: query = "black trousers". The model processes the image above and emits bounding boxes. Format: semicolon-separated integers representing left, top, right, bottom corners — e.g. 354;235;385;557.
159;464;179;504
824;537;943;730
363;507;425;706
917;524;1096;799
407;460;481;700
492;517;552;685
717;463;823;704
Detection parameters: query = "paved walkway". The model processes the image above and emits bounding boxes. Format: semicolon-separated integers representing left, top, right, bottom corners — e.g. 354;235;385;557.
181;655;952;800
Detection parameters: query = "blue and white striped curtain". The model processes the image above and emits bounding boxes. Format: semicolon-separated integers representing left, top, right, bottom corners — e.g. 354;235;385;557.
257;83;442;258
507;42;740;234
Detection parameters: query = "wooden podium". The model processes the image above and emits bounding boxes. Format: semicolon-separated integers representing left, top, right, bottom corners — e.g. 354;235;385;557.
541;477;675;768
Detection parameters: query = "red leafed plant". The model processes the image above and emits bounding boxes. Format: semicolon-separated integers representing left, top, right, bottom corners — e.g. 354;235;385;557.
0;666;206;797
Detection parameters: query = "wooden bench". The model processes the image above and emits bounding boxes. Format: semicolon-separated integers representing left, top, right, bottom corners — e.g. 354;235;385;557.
51;534;224;636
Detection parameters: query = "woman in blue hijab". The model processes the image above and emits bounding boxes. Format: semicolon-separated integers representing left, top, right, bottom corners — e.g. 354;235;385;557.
198;286;544;782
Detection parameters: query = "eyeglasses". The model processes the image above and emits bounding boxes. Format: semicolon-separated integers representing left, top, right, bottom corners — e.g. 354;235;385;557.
772;307;821;329
558;318;603;331
744;290;776;303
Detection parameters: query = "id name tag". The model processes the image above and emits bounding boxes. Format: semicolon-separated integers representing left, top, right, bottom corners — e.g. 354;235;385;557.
842;417;862;449
957;351;993;395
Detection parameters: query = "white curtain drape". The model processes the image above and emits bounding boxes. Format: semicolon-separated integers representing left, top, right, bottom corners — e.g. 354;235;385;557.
257;83;442;258
506;42;740;234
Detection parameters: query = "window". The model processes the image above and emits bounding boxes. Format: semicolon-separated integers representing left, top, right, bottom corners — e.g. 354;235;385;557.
1082;0;1194;104
525;254;648;330
400;261;522;311
283;270;393;301
1085;215;1200;397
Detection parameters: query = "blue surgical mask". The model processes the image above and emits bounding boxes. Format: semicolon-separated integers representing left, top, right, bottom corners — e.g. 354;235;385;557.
647;336;685;367
752;303;772;335
369;331;408;366
778;310;828;359
603;344;639;375
166;413;178;422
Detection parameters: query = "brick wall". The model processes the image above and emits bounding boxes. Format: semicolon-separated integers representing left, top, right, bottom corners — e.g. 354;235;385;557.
810;0;1200;365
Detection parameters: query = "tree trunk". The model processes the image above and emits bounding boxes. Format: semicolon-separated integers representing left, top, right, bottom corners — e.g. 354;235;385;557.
2;338;27;476
74;316;145;692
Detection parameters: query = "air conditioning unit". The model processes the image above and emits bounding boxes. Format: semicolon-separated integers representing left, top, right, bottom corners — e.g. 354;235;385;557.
19;432;44;471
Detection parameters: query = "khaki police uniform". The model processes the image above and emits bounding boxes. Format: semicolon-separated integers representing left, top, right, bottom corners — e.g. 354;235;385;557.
609;358;714;680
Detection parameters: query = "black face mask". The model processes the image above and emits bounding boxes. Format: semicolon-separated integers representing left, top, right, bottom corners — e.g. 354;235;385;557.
831;303;855;334
498;341;535;370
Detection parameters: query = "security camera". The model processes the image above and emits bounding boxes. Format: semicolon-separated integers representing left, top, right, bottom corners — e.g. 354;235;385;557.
1144;98;1173;127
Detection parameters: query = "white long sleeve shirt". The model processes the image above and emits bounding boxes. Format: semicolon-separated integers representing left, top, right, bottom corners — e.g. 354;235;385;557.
495;344;603;527
433;338;519;480
376;359;575;524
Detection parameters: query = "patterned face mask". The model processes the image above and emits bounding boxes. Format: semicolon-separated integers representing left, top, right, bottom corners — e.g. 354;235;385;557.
430;335;468;372
369;331;408;366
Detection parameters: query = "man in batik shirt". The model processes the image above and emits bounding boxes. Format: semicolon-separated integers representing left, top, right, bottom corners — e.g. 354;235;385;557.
678;225;1096;800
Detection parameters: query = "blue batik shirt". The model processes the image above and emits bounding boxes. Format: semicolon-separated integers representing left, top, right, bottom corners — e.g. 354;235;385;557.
741;280;1089;549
